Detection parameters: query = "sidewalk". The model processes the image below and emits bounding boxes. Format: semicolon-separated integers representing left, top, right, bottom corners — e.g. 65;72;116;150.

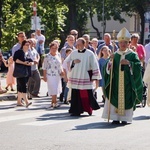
0;73;17;101
0;73;48;101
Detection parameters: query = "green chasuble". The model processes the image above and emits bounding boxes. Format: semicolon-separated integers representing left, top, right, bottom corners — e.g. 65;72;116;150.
104;49;143;111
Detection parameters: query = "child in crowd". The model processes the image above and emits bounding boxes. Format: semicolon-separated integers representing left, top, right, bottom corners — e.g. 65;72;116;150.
62;48;72;104
3;56;16;91
98;46;111;102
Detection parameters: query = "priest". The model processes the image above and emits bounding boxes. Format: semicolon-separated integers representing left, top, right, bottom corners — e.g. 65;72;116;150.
64;37;101;116
102;27;143;124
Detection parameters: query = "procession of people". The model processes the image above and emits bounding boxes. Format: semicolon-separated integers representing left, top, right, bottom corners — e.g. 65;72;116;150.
0;27;149;125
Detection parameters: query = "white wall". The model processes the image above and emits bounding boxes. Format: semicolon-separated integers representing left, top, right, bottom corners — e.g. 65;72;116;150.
86;13;139;39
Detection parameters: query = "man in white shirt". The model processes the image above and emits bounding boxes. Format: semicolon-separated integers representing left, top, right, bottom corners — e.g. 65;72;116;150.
36;29;45;68
28;38;41;98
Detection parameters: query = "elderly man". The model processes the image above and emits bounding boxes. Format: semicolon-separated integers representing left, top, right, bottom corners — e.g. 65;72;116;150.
36;29;45;68
82;34;95;53
97;33;118;56
64;38;101;116
102;28;143;125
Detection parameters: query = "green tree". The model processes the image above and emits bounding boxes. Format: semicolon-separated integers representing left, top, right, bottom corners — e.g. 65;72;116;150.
2;0;32;51
87;0;149;43
118;0;149;44
1;0;68;51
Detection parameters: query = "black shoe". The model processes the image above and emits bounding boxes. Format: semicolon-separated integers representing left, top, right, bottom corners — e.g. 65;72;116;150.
64;100;69;105
70;113;80;116
121;121;127;125
102;95;105;103
59;93;64;102
46;92;48;97
88;112;92;116
26;102;32;108
111;121;120;124
11;89;15;91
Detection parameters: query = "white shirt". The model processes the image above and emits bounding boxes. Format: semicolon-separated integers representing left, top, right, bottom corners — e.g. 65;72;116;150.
145;43;150;65
36;34;45;54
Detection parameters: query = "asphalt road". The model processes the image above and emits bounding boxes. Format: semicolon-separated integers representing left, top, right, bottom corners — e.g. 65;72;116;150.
0;76;150;150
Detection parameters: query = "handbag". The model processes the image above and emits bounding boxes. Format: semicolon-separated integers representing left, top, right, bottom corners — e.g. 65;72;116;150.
13;64;29;78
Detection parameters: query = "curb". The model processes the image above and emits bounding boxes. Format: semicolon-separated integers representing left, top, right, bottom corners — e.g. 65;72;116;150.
0;94;16;101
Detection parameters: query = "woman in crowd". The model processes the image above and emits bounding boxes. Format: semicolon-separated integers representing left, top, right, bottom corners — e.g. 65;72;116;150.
98;46;111;102
13;40;33;107
129;33;146;69
42;41;64;108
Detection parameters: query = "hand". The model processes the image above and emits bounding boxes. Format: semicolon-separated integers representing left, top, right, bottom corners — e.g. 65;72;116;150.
110;54;114;61
120;59;130;65
64;76;68;82
2;58;6;62
60;71;64;76
34;60;38;64
25;61;34;66
43;76;47;82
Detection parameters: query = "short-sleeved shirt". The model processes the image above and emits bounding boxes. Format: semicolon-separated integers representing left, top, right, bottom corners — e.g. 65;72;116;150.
60;45;76;60
12;43;21;57
97;42;118;55
13;49;32;77
42;53;63;76
28;48;39;71
136;44;146;60
36;34;45;54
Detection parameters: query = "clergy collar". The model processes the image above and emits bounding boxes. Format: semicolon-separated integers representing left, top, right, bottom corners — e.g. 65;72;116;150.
78;49;86;53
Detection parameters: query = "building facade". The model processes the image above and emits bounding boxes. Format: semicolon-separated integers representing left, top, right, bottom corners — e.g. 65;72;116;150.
86;13;141;39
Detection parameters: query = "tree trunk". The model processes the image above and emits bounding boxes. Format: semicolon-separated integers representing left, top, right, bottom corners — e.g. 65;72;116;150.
139;12;145;44
68;1;77;30
89;7;101;39
137;5;145;44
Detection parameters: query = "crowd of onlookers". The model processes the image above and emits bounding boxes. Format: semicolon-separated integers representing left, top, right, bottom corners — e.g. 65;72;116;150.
0;28;149;120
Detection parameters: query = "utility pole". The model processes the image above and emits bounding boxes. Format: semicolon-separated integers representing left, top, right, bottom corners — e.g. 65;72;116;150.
33;1;37;31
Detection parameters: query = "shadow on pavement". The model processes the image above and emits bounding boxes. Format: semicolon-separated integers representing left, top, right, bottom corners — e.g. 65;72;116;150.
72;122;130;130
36;112;83;121
133;115;150;120
37;109;94;121
0;103;16;110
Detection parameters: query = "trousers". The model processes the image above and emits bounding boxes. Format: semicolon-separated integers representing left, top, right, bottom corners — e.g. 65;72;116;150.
28;69;41;95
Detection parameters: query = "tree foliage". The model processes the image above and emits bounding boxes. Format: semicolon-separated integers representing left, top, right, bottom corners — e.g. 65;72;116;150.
0;0;149;51
87;0;149;43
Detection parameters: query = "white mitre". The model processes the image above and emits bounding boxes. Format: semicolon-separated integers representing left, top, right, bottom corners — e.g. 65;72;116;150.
117;27;131;42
